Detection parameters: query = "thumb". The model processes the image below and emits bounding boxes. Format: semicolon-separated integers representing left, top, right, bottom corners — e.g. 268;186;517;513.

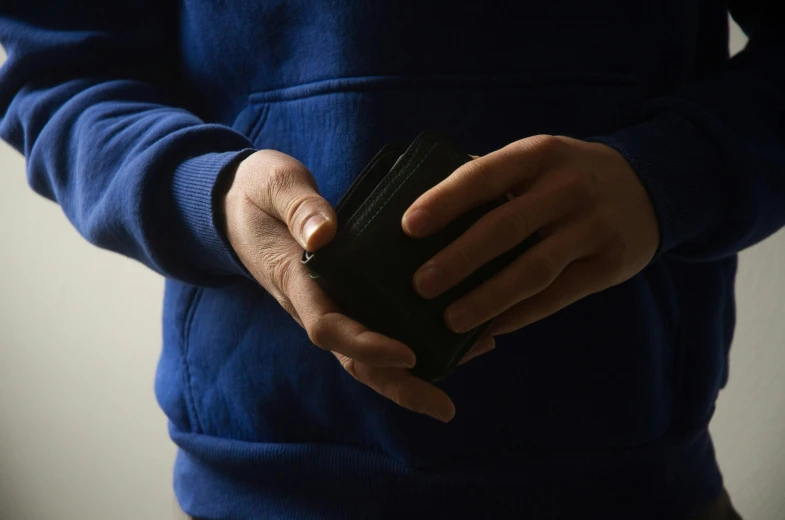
250;150;337;251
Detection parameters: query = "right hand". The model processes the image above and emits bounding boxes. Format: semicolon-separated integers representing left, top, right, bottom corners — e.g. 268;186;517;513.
219;150;478;422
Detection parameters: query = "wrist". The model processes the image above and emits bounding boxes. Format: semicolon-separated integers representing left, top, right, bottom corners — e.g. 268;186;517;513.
170;149;256;281
213;151;246;252
587;111;728;260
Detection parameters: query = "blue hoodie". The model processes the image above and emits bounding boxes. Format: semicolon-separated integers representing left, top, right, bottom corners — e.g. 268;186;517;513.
1;1;783;518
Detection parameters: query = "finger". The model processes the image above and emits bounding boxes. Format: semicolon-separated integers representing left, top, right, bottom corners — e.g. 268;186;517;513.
236;204;414;368
443;216;604;333
249;150;337;251
402;135;564;237
413;171;591;298
334;353;456;422
283;263;417;368
231;206;308;326
241;226;304;327
457;335;496;366
489;259;610;335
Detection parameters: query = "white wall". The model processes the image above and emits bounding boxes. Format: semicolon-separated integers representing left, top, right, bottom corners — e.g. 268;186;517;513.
1;21;783;520
0;53;174;520
708;22;785;520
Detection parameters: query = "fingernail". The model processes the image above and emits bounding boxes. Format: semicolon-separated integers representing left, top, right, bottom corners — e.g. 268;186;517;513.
414;266;443;298
389;349;416;369
438;407;455;423
303;214;327;246
475;336;496;353
391;358;416;369
446;306;473;333
476;339;496;357
458;338;495;366
402;208;432;237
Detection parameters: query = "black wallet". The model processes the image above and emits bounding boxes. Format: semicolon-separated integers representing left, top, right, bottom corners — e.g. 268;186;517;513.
302;132;536;381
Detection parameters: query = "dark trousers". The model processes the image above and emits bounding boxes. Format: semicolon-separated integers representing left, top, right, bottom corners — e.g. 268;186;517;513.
688;489;743;520
177;489;743;519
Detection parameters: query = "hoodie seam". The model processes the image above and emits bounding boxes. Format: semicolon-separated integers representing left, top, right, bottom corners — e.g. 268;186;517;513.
247;71;640;104
181;287;206;435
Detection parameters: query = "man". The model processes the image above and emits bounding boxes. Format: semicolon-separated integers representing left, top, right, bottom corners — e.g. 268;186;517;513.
1;1;781;518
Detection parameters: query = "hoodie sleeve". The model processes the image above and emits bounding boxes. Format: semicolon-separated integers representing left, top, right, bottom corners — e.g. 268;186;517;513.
0;1;255;285
590;1;785;262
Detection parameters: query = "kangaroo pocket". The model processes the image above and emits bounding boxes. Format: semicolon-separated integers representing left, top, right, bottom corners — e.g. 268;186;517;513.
359;269;682;466
232;71;643;207
178;72;682;465
455;270;680;450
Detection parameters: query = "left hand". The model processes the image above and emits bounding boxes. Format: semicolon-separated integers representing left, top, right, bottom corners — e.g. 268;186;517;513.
401;135;660;363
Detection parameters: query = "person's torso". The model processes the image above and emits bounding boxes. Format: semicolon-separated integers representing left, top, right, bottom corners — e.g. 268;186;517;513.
157;0;737;469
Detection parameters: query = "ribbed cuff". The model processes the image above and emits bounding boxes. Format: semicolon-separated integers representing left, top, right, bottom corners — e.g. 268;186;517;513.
172;149;255;280
589;111;730;259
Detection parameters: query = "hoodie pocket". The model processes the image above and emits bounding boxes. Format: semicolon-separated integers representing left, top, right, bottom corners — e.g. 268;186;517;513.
189;71;684;460
232;71;643;208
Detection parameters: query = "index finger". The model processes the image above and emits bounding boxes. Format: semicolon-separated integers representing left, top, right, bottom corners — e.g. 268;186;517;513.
401;135;559;237
286;260;417;369
333;352;456;422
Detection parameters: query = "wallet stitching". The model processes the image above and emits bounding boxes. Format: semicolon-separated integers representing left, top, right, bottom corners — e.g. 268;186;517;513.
336;148;404;220
352;143;437;241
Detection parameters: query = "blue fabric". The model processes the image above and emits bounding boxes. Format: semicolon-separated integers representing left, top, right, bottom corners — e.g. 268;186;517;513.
2;1;783;518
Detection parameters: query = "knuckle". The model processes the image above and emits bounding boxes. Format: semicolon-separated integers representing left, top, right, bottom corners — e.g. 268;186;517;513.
458;158;509;200
339;356;359;379
560;170;596;208
265;162;297;200
530;253;558;282
507;136;538;155
453;159;490;194
495;206;528;242
388;385;415;409
532;134;563;157
276;295;298;318
265;249;296;291
508;134;563;173
453;247;475;275
307;316;330;348
286;194;321;228
455;157;484;181
449;240;483;275
486;173;509;199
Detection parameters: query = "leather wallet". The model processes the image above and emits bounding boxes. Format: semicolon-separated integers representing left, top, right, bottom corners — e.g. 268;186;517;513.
302;131;536;381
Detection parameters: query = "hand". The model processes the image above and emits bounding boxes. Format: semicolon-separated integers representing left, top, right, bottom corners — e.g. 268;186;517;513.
219;150;459;422
401;135;659;354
